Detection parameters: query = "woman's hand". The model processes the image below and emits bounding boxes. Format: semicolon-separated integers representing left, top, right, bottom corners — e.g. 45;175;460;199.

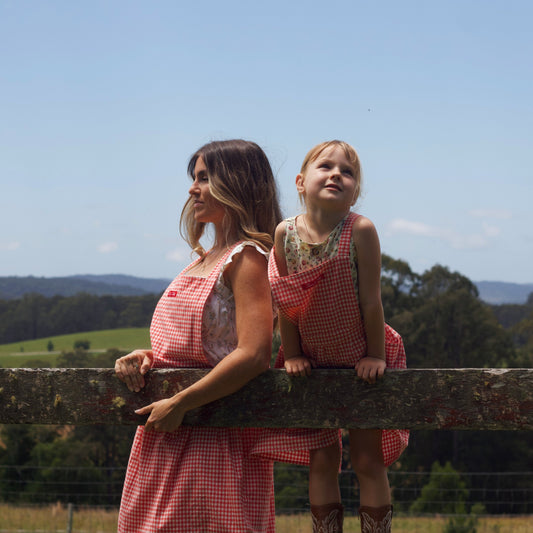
355;356;386;384
135;397;186;433
285;355;313;377
115;349;153;392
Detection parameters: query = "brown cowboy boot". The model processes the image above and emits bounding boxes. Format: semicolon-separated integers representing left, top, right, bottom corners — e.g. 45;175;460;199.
311;502;344;533
358;505;393;532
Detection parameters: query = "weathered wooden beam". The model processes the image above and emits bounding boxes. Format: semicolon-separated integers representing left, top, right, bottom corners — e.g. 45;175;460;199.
0;368;531;430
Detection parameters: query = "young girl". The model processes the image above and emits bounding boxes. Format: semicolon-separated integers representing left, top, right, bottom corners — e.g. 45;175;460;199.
268;140;408;533
115;139;282;532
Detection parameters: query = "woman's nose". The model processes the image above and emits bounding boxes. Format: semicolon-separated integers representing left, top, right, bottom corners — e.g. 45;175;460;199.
189;180;199;195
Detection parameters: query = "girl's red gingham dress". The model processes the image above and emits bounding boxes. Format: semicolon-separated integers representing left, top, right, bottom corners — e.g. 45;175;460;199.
118;245;275;533
268;212;409;467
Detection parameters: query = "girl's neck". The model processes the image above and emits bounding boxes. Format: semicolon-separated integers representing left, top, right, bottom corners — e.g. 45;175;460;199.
298;207;349;243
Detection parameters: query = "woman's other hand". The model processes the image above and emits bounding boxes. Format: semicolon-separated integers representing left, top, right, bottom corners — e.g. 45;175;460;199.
115;349;153;392
135;397;186;432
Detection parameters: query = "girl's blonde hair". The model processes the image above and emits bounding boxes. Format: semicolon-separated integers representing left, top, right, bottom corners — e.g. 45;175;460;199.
299;140;362;205
180;139;282;257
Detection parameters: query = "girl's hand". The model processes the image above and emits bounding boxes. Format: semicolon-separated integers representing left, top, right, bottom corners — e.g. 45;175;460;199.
285;355;313;377
115;349;153;392
355;356;386;384
135;397;186;433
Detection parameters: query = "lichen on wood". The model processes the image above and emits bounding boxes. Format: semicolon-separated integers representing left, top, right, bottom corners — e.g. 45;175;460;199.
0;368;531;430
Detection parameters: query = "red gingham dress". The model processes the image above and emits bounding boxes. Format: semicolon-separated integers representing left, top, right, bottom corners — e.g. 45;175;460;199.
268;212;409;467
118;244;275;533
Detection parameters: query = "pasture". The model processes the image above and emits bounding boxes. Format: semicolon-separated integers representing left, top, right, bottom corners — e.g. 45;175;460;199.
0;328;150;367
0;505;530;532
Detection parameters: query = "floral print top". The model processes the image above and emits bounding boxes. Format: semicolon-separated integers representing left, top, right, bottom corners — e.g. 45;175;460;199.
201;241;270;365
283;214;359;289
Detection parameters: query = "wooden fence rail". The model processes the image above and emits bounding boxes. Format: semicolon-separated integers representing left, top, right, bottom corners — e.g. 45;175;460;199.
0;368;531;430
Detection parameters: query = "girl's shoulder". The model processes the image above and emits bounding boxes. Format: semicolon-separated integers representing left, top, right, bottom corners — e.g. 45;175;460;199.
275;216;296;233
274;217;299;244
350;214;380;247
350;213;373;230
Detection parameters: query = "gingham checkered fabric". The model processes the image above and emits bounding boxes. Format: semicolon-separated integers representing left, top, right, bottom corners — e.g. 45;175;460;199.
118;245;276;532
268;213;409;467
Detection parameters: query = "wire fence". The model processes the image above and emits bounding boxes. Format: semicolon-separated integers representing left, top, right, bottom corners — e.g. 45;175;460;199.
274;466;532;515
0;464;531;516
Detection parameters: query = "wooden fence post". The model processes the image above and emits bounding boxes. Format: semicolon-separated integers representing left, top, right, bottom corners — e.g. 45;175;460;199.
67;503;73;533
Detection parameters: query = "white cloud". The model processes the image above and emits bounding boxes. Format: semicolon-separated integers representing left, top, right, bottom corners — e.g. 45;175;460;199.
482;222;500;238
0;242;21;251
98;242;118;253
166;248;190;263
387;219;436;237
469;209;512;220
385;218;495;250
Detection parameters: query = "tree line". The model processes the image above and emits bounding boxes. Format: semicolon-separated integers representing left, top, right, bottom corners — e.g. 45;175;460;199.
2;255;532;362
0;293;159;345
1;255;532;512
375;256;533;515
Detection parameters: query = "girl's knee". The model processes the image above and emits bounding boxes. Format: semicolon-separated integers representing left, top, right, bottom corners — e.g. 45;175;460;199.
310;442;341;474
351;451;386;478
349;430;385;478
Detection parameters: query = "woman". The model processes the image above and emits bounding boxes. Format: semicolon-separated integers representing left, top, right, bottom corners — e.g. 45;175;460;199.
115;139;282;532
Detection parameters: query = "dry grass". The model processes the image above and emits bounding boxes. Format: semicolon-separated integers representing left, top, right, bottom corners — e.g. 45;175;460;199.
0;504;530;532
0;503;118;532
277;514;532;532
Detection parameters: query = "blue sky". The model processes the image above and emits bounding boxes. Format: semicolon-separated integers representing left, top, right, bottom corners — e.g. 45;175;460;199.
1;0;532;283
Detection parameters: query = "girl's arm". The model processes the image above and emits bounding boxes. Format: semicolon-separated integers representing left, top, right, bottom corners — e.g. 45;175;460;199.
274;221;312;377
136;245;274;432
352;216;387;384
279;313;312;376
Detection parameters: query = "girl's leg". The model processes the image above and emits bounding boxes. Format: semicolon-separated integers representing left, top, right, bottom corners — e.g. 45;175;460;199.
309;441;343;532
349;429;393;532
309;441;341;504
348;429;390;507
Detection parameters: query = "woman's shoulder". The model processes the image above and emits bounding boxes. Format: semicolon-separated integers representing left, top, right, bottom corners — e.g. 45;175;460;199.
223;241;269;271
227;241;269;264
218;241;269;290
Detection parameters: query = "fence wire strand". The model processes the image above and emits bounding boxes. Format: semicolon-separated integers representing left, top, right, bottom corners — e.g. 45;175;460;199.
1;464;530;515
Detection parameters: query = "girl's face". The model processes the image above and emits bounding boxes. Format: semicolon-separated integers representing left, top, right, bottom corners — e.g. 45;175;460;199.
296;146;358;211
189;156;226;226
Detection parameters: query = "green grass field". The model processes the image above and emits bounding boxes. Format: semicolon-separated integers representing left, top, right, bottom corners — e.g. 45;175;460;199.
0;505;530;532
0;328;150;368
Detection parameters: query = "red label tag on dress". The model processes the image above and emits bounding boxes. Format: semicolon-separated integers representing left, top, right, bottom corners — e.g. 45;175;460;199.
167;290;178;297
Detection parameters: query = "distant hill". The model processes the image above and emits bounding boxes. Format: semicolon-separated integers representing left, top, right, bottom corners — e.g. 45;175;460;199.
1;274;532;305
0;275;171;300
474;281;533;305
72;274;171;295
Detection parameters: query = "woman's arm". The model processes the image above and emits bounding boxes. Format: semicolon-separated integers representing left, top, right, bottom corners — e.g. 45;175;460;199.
136;245;274;432
352;216;386;383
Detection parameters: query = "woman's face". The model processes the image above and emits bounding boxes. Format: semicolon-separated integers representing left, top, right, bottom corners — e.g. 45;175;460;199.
188;156;226;225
